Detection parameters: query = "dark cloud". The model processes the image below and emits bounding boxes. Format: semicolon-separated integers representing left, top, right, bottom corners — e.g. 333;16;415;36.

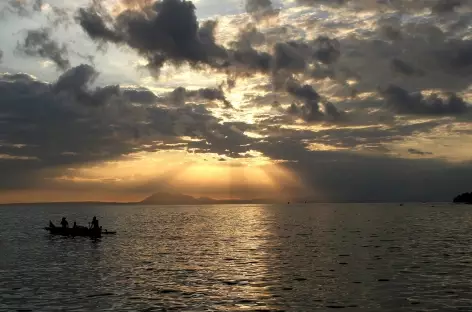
273;41;308;74
431;0;463;13
51;64;122;107
271;36;340;77
166;86;232;108
122;88;158;105
285;79;345;122
380;85;470;116
257;137;472;202
296;0;347;8
0;66;253;191
294;0;471;13
329;12;472;95
77;1;278;79
232;25;266;49
77;0;228;76
408;148;433;155
75;3;122;45
312;36;341;65
245;0;279;21
16;28;70;70
32;0;42;12
390;58;423;76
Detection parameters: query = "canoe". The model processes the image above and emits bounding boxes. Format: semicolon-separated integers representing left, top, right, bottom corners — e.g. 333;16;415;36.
44;226;104;238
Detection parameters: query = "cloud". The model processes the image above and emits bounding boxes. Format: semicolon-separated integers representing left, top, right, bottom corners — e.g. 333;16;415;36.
390;58;423;76
408;148;433;155
285;78;345;122
162;86;232;108
76;1;275;79
2;0;472;202
52;64;122;107
122;88;158;105
245;0;279;21
250;128;472;202
2;0;30;17
380;84;470;116
16;28;70;70
118;0;153;11
76;0;228;76
294;0;471;13
32;0;42;12
0;65;256;191
1;0;71;28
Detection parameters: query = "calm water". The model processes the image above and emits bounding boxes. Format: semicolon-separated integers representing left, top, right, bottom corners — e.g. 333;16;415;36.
1;203;472;311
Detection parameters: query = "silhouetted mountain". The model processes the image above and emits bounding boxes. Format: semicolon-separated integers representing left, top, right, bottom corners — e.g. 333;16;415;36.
139;192;277;205
453;192;472;204
140;192;215;205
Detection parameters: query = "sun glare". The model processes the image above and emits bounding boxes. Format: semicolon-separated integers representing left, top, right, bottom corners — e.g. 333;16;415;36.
52;149;304;200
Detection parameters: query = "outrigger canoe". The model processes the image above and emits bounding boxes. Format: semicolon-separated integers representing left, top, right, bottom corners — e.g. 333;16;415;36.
44;225;116;238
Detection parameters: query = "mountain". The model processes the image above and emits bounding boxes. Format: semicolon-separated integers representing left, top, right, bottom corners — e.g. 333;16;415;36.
453;192;472;204
139;192;278;205
140;192;217;205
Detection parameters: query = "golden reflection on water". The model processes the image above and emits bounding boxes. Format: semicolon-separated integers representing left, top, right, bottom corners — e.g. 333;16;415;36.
3;203;471;310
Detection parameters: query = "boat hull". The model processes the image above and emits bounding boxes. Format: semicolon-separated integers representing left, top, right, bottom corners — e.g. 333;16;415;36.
44;226;102;238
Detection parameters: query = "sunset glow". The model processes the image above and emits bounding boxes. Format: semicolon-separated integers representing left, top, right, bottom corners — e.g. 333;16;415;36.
0;0;471;203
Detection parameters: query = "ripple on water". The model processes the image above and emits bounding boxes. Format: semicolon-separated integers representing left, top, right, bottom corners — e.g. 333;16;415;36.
2;204;472;311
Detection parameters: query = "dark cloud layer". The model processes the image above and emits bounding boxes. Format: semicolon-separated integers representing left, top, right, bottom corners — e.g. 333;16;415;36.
0;65;251;190
296;0;471;13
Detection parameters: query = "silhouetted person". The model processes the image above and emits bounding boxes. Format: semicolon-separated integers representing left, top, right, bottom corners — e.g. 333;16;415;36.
60;217;68;228
73;221;77;228
90;216;99;230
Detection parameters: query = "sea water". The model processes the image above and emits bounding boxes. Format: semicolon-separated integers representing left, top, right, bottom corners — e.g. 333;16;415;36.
1;203;472;311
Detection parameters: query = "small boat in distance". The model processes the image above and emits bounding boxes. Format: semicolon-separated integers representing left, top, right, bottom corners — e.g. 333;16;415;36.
45;219;116;238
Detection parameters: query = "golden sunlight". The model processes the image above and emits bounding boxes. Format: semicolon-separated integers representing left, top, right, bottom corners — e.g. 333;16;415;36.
51;149;305;201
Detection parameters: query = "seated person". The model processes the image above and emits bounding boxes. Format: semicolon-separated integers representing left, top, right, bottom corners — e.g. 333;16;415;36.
60;217;69;228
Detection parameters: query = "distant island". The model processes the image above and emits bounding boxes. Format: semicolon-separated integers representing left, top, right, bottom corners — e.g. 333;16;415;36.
453;192;472;204
139;192;279;205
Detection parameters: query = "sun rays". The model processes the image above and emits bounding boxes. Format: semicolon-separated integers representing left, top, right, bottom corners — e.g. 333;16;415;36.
48;149;305;201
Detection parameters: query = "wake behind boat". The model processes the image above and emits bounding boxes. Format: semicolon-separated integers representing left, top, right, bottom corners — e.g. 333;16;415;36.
45;217;116;238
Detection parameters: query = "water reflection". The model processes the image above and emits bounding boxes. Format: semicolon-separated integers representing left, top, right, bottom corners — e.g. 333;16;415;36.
1;203;472;311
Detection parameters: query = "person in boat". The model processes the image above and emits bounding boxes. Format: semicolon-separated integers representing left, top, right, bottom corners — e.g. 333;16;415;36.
90;216;99;230
73;221;77;229
60;217;69;228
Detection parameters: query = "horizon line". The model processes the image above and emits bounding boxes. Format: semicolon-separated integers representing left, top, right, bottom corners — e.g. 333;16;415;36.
0;200;455;206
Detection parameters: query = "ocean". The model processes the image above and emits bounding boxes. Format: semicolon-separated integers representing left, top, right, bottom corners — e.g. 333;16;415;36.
1;203;471;311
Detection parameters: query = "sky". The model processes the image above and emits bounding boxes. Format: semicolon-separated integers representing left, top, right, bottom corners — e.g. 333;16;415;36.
0;0;471;203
